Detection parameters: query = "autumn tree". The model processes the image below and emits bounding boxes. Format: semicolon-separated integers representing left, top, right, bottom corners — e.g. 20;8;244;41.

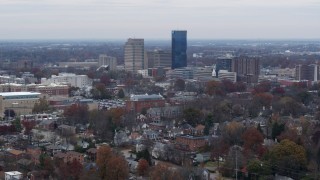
267;139;307;178
241;127;264;155
205;80;224;96
64;103;89;125
137;158;149;176
105;155;129;180
33;97;50;113
271;122;285;140
253;80;271;94
109;108;125;126
96;145;113;179
223;121;244;145
149;163;184;180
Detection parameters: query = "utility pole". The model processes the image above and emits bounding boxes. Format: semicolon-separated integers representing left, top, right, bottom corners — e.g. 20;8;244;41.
235;145;238;180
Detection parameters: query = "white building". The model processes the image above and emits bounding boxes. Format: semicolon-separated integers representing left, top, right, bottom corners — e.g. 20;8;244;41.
41;73;92;88
5;171;23;180
218;70;237;82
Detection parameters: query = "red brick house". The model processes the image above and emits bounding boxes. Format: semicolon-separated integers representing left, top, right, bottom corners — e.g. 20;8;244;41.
126;94;165;112
175;135;207;151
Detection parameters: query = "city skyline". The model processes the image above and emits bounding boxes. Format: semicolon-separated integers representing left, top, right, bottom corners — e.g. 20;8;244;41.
0;0;319;40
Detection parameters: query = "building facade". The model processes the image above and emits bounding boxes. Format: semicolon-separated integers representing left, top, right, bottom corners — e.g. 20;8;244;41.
232;56;260;83
124;38;145;72
41;73;92;88
0;83;69;97
146;50;171;68
295;64;319;82
172;30;187;69
125;94;165;112
216;57;232;77
98;54;117;71
0;92;41;118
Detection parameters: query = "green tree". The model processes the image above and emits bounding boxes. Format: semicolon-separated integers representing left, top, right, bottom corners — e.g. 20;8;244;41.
12;117;22;132
136;149;152;165
183;108;202;127
117;89;125;99
271;122;285;140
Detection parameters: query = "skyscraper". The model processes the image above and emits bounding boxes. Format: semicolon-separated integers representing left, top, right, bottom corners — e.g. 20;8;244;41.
124;38;145;72
171;30;187;69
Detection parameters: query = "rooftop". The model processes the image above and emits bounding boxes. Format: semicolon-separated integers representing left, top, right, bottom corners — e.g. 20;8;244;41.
130;94;164;101
0;92;41;97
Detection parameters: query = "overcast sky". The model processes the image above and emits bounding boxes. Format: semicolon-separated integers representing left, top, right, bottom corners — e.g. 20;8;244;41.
0;0;319;40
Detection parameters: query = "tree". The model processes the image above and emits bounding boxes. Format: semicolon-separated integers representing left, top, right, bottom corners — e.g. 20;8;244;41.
183;108;202;127
223;121;244;145
136;149;152;165
137;158;149;176
205;80;224;96
96;145;113;179
64;104;89;125
271;122;285;140
149;163;184;180
33;97;50;113
268;139;307;178
12;117;22;132
105;155;129;180
117;89;125;98
174;79;185;91
21;120;36;135
241;127;264;155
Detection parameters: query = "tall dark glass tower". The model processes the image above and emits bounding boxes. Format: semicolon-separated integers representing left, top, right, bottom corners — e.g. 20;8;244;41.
171;30;187;69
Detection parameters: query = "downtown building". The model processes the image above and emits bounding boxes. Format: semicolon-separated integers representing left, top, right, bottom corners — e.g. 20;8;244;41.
124;38;145;72
232;56;260;83
146;50;171;69
98;54;117;71
295;64;319;82
172;30;187;69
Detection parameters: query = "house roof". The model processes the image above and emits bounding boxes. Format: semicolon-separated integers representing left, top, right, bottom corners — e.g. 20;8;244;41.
8;149;24;156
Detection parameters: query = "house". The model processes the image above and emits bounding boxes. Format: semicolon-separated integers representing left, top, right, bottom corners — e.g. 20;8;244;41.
38;120;56;131
194;152;211;163
5;171;23;180
17;159;33;171
175;135;208;151
194;125;205;136
26;147;41;165
143;130;160;140
45;144;62;155
86;148;97;161
7;149;25;160
114;130;129;146
58;124;76;135
54;151;84;164
126;157;138;173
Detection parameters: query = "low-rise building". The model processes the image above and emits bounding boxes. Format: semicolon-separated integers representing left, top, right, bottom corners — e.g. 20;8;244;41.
126;94;165;112
175;135;207;151
5;171;23;180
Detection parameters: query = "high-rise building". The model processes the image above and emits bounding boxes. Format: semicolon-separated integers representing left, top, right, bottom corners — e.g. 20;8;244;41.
98;54;117;71
172;30;187;69
146;50;171;68
295;64;319;81
124;38;145;72
232;56;260;83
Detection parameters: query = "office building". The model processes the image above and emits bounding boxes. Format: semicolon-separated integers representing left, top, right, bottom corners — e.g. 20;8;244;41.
216;57;232;77
124;38;145;72
98;54;117;71
172;30;187;69
232;56;260;83
125;94;165;112
295;64;319;81
146;50;171;68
